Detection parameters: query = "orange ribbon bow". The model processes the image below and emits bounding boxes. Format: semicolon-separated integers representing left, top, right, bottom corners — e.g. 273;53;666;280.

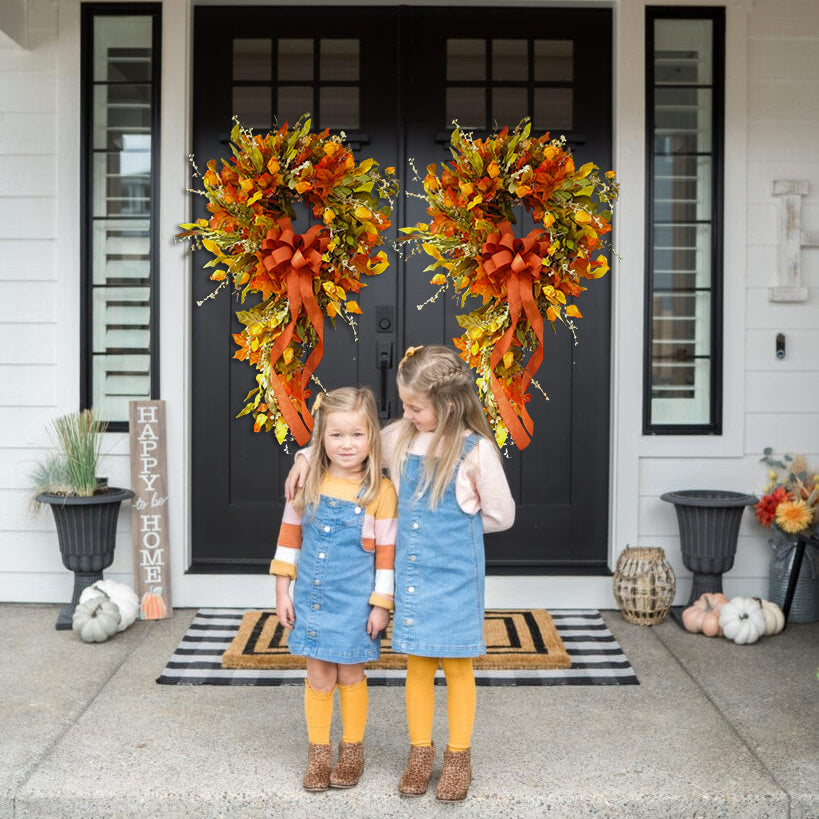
479;223;549;450
261;217;330;445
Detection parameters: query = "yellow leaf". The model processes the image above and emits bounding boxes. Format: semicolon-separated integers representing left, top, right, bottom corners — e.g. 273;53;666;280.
494;423;508;448
323;207;335;223
358;158;374;173
283;347;294;365
354;205;372;221
202;239;222;257
247;191;262;205
577;162;593;178
487;161;500;179
546;305;559;323
574;210;591;224
430;274;446;285
267;158;280;174
555;290;566;305
346;300;362;314
566;304;582;319
249;323;264;336
503;351;514;369
295;180;312;194
542;212;555;228
209;270;226;281
470;341;479;355
327;302;338;318
422;242;444;262
240;179;255;192
250;338;259;351
466;194;483;211
385;166;396;174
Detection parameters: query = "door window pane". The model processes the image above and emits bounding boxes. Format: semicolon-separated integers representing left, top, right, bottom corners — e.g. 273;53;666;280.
492;87;527;129
319;86;359;129
534;87;572;130
492;39;527;81
447;86;485;129
233;39;271;81
320;39;358;81
534;40;573;81
277;85;313;126
447;39;485;81
278;38;313;80
234;86;271;129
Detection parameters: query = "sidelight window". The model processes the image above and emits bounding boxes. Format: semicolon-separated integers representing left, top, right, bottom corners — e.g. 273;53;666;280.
644;9;724;433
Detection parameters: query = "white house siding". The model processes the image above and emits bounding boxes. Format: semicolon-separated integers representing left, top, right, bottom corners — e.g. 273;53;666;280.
0;0;816;608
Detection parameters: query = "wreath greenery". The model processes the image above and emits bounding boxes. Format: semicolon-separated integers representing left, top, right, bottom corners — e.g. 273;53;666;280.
400;119;619;449
177;117;397;445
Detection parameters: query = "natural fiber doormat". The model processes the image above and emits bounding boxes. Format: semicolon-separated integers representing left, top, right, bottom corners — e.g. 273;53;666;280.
156;609;639;686
221;609;570;671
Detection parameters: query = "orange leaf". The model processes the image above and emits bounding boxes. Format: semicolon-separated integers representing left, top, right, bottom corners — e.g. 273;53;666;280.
346;300;362;314
566;304;582;319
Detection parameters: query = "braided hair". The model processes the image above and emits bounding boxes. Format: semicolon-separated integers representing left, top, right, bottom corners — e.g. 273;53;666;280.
392;345;496;508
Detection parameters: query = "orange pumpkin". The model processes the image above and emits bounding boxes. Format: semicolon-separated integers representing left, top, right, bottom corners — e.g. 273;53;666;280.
681;592;729;637
141;588;167;620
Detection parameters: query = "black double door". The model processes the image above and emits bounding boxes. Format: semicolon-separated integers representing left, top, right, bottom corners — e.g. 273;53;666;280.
190;6;613;575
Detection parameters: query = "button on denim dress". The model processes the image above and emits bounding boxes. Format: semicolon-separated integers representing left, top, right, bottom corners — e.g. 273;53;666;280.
391;435;486;658
287;494;381;663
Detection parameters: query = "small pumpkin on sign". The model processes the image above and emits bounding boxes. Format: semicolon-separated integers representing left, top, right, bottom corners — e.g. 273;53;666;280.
141;587;167;620
72;596;121;643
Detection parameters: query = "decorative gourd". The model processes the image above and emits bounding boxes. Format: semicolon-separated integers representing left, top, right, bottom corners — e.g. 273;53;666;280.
79;579;139;631
140;587;167;620
72;596;121;643
718;597;766;645
681;592;729;637
754;598;785;636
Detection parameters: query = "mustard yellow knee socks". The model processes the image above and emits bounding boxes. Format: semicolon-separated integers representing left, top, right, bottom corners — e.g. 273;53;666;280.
304;680;334;745
441;657;475;751
405;655;438;746
338;677;368;743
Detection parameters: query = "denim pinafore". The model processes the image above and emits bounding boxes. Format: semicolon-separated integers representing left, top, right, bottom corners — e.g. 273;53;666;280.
287;493;381;663
391;435;486;658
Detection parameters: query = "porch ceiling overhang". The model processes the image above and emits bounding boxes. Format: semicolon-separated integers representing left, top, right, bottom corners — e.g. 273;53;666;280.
0;0;27;49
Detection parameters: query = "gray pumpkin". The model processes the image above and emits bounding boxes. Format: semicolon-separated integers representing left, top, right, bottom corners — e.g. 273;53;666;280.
72;595;121;643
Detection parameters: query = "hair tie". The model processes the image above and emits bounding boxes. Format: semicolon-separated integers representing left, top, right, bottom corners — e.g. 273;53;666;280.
400;345;424;366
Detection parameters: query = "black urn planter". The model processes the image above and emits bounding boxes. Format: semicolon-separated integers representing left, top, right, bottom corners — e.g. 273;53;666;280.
661;489;757;605
37;488;135;630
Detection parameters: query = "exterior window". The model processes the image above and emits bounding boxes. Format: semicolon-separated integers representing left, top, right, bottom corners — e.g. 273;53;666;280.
644;9;724;433
81;4;161;428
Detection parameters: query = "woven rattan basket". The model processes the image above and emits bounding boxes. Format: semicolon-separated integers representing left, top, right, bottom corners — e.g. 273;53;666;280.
613;546;676;625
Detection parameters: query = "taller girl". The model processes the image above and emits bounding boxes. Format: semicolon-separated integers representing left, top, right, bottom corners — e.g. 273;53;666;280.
388;345;514;801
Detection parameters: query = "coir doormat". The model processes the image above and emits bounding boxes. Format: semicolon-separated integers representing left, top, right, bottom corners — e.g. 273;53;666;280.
156;609;638;686
221;609;570;671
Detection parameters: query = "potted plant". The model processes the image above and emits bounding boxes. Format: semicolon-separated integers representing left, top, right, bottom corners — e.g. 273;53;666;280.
754;449;818;623
32;410;134;630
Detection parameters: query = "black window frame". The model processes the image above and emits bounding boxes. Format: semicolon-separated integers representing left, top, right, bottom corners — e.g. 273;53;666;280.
643;6;725;435
80;2;162;432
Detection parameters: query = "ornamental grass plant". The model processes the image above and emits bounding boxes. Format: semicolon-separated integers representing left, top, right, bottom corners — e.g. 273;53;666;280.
31;409;108;504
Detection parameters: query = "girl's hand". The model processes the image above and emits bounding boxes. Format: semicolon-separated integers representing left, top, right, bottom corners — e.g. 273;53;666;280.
284;457;310;502
367;606;390;638
276;593;295;629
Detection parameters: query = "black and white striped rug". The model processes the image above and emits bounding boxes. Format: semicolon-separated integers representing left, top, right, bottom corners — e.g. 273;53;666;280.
156;609;638;686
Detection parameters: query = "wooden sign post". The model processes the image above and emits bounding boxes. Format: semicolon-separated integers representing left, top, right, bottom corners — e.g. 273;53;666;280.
129;400;173;619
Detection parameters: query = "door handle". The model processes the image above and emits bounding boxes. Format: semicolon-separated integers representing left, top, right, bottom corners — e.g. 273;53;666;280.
377;340;394;420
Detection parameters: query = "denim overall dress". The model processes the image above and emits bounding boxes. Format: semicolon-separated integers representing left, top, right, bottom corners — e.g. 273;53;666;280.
391;435;486;658
287;494;381;663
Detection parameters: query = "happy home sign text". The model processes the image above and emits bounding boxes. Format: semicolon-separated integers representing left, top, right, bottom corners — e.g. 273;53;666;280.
129;400;173;619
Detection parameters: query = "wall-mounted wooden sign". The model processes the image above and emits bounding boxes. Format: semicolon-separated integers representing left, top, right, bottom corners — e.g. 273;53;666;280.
129;400;173;619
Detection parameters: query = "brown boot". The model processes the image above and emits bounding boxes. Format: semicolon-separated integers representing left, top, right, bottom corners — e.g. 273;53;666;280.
329;740;364;788
398;743;436;796
302;743;332;791
435;748;472;802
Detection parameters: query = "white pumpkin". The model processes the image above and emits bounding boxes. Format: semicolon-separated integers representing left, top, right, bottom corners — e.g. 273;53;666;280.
718;597;766;645
79;579;139;631
72;596;121;643
754;598;785;636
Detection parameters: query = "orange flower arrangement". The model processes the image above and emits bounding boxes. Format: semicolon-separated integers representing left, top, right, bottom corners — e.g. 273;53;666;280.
755;449;818;536
400;119;618;449
177;117;397;445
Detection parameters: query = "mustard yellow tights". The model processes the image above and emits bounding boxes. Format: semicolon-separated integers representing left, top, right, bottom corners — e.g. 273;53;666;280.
304;677;369;744
405;656;476;751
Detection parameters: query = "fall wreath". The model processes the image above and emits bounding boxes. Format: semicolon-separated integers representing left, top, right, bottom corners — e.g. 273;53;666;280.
178;117;397;445
401;119;619;450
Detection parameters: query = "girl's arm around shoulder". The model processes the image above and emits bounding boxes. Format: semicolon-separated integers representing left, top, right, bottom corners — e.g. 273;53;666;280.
466;436;516;533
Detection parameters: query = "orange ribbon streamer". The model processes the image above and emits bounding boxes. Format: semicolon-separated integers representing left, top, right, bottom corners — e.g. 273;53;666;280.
479;222;549;450
260;217;330;446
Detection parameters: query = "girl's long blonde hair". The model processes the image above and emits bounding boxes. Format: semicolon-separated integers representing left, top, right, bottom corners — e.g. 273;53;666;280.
295;386;383;515
392;345;496;508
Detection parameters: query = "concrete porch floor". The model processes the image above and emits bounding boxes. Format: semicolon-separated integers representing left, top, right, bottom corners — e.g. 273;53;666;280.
1;604;816;819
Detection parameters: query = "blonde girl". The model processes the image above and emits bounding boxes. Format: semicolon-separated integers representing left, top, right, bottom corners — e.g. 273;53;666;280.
271;387;397;792
286;347;515;801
